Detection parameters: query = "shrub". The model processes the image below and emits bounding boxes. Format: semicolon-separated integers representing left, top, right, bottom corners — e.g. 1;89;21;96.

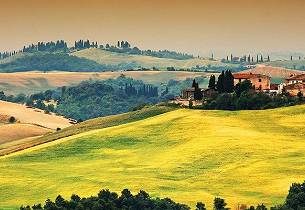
9;116;16;123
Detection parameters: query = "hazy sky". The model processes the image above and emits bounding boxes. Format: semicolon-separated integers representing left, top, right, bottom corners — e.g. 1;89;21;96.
0;0;304;57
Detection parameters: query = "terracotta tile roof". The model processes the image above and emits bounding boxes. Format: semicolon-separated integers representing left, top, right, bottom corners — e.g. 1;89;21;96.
233;73;270;79
286;74;305;81
285;83;305;90
270;84;279;90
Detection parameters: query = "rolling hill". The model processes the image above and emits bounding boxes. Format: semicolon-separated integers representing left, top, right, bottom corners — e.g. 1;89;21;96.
0;71;213;95
1;105;305;209
71;48;238;70
0;100;72;156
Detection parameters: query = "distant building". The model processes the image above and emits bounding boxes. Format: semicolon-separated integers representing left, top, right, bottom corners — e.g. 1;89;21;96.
181;87;197;100
283;74;305;96
233;73;271;90
285;74;305;84
284;83;305;96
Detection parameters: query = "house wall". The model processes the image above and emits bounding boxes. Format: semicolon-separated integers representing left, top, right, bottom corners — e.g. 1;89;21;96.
234;76;270;90
285;83;305;96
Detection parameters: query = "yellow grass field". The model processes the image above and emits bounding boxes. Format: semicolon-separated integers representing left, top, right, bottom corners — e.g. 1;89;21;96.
1;105;305;209
0;71;212;95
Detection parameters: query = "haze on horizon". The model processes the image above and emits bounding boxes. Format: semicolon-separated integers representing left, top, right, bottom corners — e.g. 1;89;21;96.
0;0;304;58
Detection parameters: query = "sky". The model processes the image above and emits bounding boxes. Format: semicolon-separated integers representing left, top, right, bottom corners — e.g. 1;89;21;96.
0;0;304;57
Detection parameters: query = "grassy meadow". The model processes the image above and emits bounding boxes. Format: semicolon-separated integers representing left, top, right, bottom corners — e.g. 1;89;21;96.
1;105;305;209
72;48;239;70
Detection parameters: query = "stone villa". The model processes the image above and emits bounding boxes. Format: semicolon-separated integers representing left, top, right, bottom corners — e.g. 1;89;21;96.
233;73;271;91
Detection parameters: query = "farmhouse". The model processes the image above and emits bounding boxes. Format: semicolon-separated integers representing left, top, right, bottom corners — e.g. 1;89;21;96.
284;83;305;96
285;74;305;84
181;87;215;100
233;73;271;91
283;74;305;96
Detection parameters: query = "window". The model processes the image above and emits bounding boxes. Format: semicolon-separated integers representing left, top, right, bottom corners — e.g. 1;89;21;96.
258;78;262;82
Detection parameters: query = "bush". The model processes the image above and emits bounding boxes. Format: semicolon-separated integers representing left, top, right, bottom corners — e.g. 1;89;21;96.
9;116;16;123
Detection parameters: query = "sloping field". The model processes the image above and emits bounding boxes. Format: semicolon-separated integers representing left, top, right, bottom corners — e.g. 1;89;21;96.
0;106;174;156
0;124;50;144
0;100;71;130
240;66;304;81
0;71;211;95
0;100;72;155
1;105;305;209
72;48;238;69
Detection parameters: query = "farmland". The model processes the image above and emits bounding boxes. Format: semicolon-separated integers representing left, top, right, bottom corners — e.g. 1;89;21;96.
72;48;239;70
0;100;72;156
0;71;213;95
1;105;305;209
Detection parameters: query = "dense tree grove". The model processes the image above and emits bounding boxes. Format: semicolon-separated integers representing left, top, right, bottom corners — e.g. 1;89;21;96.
0;75;202;120
216;70;234;93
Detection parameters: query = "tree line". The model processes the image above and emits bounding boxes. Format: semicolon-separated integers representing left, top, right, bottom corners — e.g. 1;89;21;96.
22;40;69;53
19;180;305;210
222;54;270;64
103;40;194;60
123;83;158;97
0;39;193;61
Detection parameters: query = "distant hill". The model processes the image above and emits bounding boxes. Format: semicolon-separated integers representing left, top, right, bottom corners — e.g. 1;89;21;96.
0;47;241;73
72;48;239;70
1;105;305;209
0;52;111;73
265;60;305;70
0;71;212;95
239;66;304;82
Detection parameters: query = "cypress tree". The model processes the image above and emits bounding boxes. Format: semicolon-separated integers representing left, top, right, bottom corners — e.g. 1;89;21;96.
208;75;216;90
217;71;225;93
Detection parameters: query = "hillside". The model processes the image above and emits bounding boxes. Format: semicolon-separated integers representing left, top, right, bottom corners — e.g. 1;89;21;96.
0;100;72;155
265;60;305;70
0;52;110;73
72;48;240;70
1;105;305;209
239;66;304;82
0;71;212;95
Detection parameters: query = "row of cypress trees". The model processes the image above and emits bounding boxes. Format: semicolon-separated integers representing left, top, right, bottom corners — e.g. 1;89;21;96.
208;70;234;93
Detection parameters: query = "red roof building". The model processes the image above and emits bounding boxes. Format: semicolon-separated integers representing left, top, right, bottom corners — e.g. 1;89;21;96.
233;73;271;90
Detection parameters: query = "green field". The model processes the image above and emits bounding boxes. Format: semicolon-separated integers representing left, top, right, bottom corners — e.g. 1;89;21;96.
1;105;305;209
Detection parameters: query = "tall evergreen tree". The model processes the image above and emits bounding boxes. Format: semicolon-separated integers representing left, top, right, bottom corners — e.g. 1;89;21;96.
217;71;225;93
224;70;234;93
208;75;216;90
